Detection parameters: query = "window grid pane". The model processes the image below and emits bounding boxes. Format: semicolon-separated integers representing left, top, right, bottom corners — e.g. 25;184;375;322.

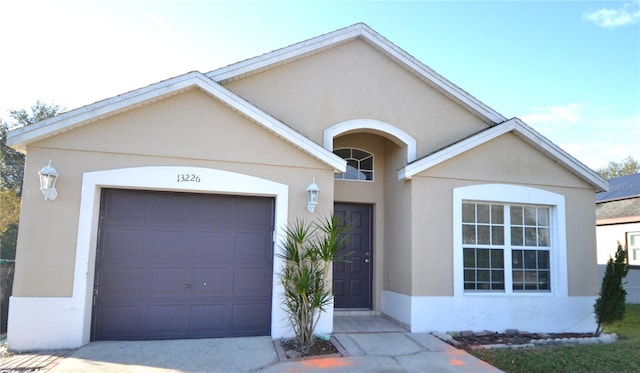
510;205;551;248
463;248;505;291
509;204;552;292
463;202;553;293
512;249;550;291
334;148;374;181
461;202;506;292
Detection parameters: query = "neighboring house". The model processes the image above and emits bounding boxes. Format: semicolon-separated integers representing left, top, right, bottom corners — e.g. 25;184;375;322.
596;173;640;303
7;23;607;351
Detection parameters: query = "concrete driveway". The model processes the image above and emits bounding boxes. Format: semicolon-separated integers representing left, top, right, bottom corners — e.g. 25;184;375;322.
46;332;502;372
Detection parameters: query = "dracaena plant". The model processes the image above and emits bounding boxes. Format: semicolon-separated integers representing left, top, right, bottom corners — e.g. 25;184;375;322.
278;215;349;354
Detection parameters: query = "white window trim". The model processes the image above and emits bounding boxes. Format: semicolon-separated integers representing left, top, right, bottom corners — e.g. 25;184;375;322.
628;231;640;266
453;184;568;297
323;118;417;163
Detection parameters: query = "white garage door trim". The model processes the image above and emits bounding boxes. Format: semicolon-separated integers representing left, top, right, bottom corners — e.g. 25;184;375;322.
9;166;289;350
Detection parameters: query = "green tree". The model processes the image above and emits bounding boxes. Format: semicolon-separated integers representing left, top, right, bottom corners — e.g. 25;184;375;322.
1;101;64;195
594;243;629;336
0;101;64;259
596;156;640;179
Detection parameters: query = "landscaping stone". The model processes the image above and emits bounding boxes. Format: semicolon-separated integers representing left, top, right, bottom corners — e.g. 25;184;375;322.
442;329;615;350
598;333;618;344
475;330;494;337
433;333;462;348
285;350;302;359
285;350;301;359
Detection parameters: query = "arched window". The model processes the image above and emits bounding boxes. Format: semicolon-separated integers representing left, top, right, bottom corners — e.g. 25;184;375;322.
334;148;373;181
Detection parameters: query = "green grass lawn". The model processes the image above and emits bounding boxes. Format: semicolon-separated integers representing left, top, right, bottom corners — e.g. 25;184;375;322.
470;304;640;373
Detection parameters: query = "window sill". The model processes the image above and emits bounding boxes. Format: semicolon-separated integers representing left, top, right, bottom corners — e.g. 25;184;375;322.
461;291;554;297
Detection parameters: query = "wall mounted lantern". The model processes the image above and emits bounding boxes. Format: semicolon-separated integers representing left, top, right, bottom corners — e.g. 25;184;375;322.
306;178;320;213
38;160;58;200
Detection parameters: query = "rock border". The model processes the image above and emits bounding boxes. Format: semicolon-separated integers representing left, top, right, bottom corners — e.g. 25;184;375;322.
432;331;618;350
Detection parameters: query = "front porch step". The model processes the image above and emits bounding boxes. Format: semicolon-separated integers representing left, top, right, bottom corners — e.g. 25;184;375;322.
333;309;380;317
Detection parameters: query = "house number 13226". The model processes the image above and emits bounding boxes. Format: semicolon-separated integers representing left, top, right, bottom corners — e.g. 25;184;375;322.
177;174;201;182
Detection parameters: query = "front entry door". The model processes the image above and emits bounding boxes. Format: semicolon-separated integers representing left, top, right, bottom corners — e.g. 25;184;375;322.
333;203;373;309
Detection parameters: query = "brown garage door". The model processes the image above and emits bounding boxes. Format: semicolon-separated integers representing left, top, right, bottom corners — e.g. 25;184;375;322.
91;189;274;340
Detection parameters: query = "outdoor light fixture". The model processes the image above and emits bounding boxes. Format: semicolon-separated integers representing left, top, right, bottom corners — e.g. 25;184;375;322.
306;178;320;213
38;160;58;200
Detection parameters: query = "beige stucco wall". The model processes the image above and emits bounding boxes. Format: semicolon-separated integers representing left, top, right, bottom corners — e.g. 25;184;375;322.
220;38;500;301
13;89;334;297
224;39;489;159
411;133;599;297
383;141;413;295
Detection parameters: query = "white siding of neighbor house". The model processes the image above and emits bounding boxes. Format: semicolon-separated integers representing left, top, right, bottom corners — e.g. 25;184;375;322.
596;222;640;304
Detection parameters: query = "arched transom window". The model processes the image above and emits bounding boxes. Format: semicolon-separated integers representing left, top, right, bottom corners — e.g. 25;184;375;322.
334;148;373;181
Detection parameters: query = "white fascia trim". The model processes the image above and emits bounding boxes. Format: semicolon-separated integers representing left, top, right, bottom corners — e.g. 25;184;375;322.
7;72;204;150
323;119;417;163
355;27;506;124
398;120;515;180
398;118;609;192
208;25;364;82
509;118;608;192
7;72;345;173
207;23;506;124
192;75;346;173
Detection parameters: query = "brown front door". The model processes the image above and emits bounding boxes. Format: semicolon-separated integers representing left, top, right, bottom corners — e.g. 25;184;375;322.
333;203;373;309
91;189;274;340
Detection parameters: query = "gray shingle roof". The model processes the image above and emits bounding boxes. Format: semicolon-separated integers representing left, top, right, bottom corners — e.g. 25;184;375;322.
596;198;640;220
596;173;640;203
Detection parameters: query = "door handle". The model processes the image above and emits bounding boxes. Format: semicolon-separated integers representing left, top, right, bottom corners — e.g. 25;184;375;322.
183;284;193;289
364;258;370;263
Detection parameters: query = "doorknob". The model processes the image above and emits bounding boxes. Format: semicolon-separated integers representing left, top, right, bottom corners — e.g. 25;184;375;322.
364;258;370;263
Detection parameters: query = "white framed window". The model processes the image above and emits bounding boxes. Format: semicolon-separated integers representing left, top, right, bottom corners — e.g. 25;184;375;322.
628;232;640;266
334;148;374;181
454;184;567;296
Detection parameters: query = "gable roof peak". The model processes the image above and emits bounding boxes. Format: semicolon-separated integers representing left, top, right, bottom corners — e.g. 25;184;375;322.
398;117;608;192
6;71;346;173
206;23;506;125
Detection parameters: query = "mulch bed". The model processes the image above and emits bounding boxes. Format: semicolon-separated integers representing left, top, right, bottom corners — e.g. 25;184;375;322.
278;337;341;360
453;332;595;348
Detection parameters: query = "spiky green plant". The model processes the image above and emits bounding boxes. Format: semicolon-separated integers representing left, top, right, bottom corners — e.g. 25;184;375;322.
278;216;348;353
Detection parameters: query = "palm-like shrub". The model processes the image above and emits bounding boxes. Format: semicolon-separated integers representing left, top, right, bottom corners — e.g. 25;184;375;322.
278;215;348;353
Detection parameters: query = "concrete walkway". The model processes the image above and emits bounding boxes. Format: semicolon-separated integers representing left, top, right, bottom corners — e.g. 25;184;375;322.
41;332;501;373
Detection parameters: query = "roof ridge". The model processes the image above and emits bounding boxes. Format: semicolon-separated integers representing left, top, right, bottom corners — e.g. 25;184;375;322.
206;23;506;124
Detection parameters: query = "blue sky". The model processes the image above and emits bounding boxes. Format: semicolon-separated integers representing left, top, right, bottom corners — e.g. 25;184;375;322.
1;0;638;169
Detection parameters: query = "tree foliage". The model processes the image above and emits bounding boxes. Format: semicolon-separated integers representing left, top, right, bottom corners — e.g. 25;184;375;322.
6;100;64;130
596;156;640;179
278;216;348;354
594;243;628;336
1;101;64;195
0;101;64;259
